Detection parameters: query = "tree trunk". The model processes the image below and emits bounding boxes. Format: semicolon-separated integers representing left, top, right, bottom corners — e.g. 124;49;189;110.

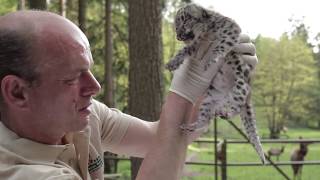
28;0;47;10
128;0;163;179
59;0;67;17
78;0;87;33
268;94;280;139
66;0;77;20
18;0;26;10
269;129;280;139
104;0;114;108
103;0;117;174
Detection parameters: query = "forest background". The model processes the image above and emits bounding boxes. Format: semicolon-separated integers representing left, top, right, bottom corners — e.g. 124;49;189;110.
1;0;320;179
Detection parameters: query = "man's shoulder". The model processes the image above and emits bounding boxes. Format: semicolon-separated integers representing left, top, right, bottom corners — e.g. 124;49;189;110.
90;99;107;109
0;146;80;179
0;162;81;180
89;99;122;119
89;99;107;117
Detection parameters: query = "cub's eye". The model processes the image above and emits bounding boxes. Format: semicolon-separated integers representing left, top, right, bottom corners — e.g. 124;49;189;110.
180;15;185;21
185;14;191;20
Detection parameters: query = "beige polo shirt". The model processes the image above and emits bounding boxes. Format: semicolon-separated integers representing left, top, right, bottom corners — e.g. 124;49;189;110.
0;100;135;180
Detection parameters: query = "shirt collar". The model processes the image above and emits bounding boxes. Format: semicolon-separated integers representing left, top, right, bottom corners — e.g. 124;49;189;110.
0;122;87;164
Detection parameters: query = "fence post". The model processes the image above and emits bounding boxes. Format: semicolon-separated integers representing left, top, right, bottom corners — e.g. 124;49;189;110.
226;120;291;180
221;139;227;180
214;117;218;180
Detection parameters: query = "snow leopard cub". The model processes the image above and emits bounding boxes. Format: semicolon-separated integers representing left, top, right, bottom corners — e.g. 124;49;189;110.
166;4;265;163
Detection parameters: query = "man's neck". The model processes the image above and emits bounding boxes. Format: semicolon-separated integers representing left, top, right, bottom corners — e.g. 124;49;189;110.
2;119;65;145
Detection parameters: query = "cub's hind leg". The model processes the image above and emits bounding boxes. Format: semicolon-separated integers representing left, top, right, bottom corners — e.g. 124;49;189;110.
180;85;216;132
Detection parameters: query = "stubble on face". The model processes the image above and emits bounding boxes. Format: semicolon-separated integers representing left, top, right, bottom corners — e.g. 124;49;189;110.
28;17;95;133
0;10;98;144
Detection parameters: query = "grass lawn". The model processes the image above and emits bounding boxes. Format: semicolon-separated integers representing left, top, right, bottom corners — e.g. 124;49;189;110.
181;118;320;180
182;142;320;180
115;118;320;180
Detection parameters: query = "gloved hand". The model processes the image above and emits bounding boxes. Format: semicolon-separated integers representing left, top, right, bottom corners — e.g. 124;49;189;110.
169;34;258;104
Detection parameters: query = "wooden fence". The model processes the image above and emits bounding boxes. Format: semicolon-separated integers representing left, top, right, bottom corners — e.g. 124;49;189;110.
104;119;320;180
190;138;320;180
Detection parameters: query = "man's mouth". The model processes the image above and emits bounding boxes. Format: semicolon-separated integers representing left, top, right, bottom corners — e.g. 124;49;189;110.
78;103;92;112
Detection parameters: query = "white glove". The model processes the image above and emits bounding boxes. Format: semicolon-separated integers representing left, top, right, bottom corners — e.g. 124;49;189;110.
169;34;258;104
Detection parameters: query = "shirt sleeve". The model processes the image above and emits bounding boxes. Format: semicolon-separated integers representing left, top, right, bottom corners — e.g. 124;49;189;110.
89;100;135;152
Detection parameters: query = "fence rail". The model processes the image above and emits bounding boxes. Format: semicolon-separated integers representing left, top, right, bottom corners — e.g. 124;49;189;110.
104;138;320;180
104;119;320;180
185;160;320;166
194;139;320;144
104;156;320;167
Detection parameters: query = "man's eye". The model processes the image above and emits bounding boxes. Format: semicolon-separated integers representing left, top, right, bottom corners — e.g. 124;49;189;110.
63;77;79;85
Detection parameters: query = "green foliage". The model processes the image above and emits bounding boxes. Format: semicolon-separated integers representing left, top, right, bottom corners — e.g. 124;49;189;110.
111;2;129;57
162;0;188;93
86;0;105;99
162;19;183;92
0;0;16;15
110;2;129;111
85;0;130;111
1;0;320;131
117;126;320;180
253;33;317;132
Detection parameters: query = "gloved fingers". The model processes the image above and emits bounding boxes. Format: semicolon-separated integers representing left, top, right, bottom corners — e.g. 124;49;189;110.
171;56;192;77
193;60;221;80
239;34;251;43
193;40;212;60
169;57;212;104
171;56;212;84
240;54;258;69
233;42;256;56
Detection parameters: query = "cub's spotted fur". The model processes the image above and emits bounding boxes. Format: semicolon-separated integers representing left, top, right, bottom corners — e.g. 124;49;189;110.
166;4;265;163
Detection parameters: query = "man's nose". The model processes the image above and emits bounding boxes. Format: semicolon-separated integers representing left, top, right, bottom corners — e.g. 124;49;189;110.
81;71;101;96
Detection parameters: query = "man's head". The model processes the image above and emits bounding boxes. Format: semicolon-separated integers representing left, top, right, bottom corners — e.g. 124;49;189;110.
0;16;38;102
0;11;101;144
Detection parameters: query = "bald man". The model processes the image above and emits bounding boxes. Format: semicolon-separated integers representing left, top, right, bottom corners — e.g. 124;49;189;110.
0;10;258;180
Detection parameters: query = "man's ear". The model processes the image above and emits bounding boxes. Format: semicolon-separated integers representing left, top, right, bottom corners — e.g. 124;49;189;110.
1;75;30;108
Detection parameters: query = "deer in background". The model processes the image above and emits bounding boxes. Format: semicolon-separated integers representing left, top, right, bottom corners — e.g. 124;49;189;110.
267;145;285;161
280;125;289;138
216;140;226;162
290;137;311;180
216;140;227;180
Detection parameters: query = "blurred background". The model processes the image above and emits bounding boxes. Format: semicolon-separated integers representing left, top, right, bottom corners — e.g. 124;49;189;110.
1;0;319;179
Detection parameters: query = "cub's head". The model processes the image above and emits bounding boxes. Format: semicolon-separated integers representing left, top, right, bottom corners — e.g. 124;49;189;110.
174;3;210;41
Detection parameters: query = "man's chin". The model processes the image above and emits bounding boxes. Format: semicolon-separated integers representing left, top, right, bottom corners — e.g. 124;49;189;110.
74;116;90;131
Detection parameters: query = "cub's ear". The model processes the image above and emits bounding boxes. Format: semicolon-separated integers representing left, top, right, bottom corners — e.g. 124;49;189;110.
201;9;210;19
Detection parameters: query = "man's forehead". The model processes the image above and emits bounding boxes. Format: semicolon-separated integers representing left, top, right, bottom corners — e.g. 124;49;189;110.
0;10;90;47
18;11;92;60
38;28;86;56
36;28;93;69
0;10;93;66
